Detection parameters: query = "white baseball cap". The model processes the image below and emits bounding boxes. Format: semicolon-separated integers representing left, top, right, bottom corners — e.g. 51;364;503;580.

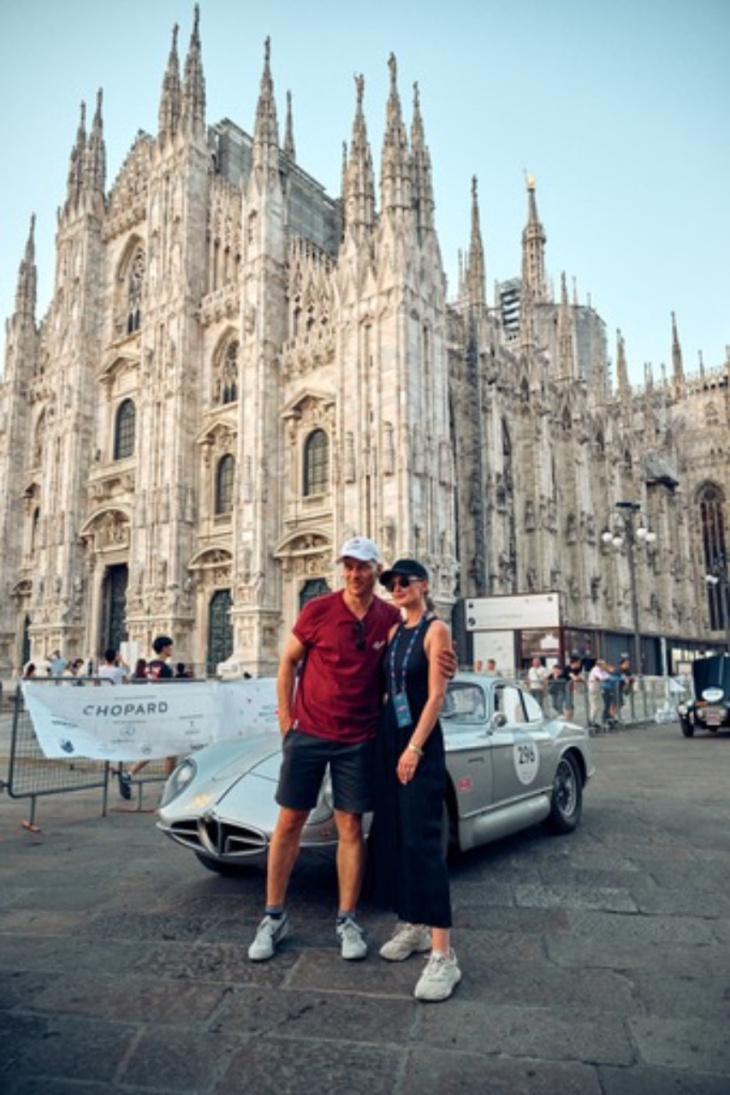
336;536;380;564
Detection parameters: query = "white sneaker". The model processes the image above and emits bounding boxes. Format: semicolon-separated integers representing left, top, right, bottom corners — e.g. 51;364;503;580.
337;917;368;960
248;913;289;961
414;949;462;1001
379;923;431;962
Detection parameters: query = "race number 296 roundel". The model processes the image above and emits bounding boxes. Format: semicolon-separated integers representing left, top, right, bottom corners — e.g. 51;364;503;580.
513;740;539;785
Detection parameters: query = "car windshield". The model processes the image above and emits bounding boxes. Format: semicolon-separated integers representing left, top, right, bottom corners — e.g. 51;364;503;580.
442;682;486;722
692;655;730;698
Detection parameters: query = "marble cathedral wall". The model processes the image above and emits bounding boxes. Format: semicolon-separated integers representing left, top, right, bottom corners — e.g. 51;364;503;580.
0;16;727;678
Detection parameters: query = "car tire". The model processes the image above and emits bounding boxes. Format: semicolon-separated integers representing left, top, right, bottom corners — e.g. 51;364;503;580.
194;852;257;875
680;719;694;738
545;751;583;834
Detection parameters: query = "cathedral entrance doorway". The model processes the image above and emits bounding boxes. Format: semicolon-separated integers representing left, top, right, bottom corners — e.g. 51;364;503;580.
102;564;129;654
207;589;233;675
299;578;329;609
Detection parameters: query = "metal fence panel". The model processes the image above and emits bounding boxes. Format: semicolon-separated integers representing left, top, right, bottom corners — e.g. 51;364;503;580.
2;680;170;824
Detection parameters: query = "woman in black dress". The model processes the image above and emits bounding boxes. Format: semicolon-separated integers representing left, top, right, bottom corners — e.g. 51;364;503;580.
374;558;461;1002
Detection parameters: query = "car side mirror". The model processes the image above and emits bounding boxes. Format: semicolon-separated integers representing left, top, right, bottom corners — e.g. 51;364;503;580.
490;711;507;729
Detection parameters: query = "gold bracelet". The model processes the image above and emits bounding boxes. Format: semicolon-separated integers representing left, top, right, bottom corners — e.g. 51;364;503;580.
407;742;424;757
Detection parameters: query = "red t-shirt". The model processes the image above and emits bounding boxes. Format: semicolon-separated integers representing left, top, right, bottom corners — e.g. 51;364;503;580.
291;590;401;743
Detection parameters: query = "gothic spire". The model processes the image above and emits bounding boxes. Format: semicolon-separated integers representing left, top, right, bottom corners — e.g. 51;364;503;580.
158;23;181;143
84;89;106;198
182;5;206;134
66;101;87;211
671;311;684;384
467;176;485;307
521;173;547;303
410;82;434;238
343;74;375;235
557;272;574;378
283;90;296;161
616;328;630;396
644;361;654;391
14;215;37;318
253;37;280;162
380;53;411;214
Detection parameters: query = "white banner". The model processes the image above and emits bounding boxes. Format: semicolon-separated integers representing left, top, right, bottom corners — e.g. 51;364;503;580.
22;678;279;761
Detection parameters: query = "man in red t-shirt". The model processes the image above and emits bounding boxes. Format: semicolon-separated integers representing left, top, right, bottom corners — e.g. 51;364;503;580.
249;537;402;963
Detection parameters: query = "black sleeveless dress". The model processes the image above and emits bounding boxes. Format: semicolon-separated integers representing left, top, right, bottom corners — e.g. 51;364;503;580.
373;616;452;928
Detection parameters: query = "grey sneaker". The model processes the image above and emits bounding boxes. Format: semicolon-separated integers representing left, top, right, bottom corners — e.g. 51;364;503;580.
414;949;462;1001
379;923;431;962
337;917;367;960
248;913;290;961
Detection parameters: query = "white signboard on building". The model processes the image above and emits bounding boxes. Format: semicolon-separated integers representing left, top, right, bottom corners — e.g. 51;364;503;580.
465;592;561;632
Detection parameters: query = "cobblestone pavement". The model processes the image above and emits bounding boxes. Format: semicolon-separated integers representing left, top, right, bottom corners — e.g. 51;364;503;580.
1;721;729;1094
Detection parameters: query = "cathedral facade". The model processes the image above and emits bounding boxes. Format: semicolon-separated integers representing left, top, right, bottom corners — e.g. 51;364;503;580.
1;10;727;677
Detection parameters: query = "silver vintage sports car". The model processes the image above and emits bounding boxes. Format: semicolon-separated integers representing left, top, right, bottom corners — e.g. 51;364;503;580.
157;673;594;873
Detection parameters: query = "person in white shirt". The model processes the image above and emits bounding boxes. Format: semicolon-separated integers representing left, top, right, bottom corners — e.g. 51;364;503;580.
527;657;548;709
587;659;610;728
97;648;129;686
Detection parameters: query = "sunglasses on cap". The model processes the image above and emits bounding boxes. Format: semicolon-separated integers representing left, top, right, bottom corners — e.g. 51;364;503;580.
384;575;420;592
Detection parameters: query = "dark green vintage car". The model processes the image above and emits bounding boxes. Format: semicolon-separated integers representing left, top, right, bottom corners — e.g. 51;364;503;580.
678;655;730;737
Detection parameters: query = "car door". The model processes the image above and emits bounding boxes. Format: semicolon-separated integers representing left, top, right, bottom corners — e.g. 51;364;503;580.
490;683;551;807
441;680;494;818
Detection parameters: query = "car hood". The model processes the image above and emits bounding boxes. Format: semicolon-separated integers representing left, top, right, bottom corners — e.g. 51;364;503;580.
160;732;283;822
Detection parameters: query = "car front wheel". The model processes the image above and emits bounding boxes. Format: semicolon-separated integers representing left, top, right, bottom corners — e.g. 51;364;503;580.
680;719;694;738
545;752;583;834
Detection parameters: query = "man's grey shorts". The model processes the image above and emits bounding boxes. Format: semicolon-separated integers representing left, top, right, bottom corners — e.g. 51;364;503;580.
276;729;374;814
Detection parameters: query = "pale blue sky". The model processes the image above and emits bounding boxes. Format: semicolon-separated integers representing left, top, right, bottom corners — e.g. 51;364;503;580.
1;0;727;383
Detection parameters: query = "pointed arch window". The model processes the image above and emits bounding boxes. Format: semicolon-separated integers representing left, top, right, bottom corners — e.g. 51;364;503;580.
501;417;513;491
303;429;329;497
214;340;239;405
31;507;40;554
127;247;145;334
33;411;46;467
114;399;136;460
215;454;235;515
700;483;728;631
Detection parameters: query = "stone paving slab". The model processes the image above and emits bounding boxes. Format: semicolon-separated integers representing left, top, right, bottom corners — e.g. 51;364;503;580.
1;721;729;1093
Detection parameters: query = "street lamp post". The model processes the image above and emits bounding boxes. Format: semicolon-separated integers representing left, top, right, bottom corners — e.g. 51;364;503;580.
704;554;730;653
601;501;656;674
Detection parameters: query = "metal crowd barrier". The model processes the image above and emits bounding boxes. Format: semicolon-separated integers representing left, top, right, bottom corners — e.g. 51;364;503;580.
0;678;171;826
524;675;683;731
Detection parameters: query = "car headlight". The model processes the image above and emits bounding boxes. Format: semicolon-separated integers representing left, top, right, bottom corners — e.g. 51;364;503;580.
159;758;197;807
677;703;688;716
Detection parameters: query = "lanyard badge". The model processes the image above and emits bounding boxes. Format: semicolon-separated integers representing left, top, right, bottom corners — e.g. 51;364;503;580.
389;617;427;729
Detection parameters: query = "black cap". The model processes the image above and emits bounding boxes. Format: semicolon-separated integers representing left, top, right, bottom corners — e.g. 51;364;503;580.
379;558;429;586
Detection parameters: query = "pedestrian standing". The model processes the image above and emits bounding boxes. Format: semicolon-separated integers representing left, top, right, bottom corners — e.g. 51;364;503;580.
527;656;548;709
118;635;176;799
374;559;460;1002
